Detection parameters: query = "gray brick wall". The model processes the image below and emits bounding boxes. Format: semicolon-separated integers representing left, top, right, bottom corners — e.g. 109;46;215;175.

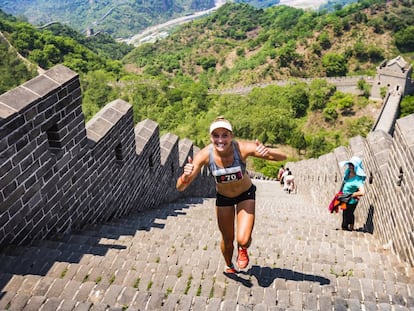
0;65;214;249
286;114;414;266
2;63;412;268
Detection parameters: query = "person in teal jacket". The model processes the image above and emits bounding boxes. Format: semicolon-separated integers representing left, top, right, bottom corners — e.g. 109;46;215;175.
339;156;366;231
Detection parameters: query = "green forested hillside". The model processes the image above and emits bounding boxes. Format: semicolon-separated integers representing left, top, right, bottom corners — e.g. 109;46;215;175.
124;1;414;87
0;11;37;93
119;0;413;158
0;38;36;93
0;0;286;39
1;1;414;176
0;9;132;117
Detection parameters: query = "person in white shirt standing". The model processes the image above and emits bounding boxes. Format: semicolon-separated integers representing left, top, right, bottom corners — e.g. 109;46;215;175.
284;171;295;194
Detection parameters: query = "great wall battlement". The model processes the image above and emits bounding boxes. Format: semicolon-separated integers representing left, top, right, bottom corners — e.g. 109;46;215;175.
0;65;215;249
1;63;414;269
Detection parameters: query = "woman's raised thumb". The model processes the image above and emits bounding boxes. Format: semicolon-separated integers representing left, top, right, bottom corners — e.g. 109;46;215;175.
187;156;193;163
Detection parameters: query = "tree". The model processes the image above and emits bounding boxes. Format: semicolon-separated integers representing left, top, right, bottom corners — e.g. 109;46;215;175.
322;53;347;77
357;78;371;98
43;44;61;64
353;11;367;23
63;53;89;73
328;91;354;115
284;82;309;118
318;31;331;50
366;45;384;62
278;40;298;68
400;95;414;117
0;43;36;94
322;106;338;122
82;70;118;114
29;49;49;68
144;65;162;76
289;130;307;155
306;134;329;158
311;42;322;56
394;26;414;52
345;116;373;137
10;23;37;56
353;41;368;61
308;79;336;111
198;57;217;70
367;17;384;34
380;87;387;99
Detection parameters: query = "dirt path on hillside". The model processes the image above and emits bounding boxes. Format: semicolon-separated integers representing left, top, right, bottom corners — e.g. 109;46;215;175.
0;30;45;75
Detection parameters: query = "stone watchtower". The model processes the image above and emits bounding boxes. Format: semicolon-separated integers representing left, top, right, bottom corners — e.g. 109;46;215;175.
370;55;414;100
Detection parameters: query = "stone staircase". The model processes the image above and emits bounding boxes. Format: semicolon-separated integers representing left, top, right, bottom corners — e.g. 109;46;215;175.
0;180;413;310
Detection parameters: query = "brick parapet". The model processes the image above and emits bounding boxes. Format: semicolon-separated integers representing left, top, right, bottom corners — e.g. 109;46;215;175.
0;65;214;249
287;115;414;266
2;64;412;267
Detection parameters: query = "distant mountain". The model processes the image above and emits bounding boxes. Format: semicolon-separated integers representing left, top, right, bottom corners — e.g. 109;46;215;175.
0;0;356;39
122;0;414;88
0;0;216;38
234;0;280;8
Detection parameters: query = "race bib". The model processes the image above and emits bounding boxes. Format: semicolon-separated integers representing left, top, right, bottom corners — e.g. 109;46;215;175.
213;166;244;184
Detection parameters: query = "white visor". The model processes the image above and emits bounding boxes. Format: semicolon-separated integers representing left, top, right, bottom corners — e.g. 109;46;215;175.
210;121;232;134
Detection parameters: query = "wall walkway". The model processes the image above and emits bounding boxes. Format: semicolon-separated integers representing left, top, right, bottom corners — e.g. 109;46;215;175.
286;114;414;267
1;63;413;275
0;180;413;310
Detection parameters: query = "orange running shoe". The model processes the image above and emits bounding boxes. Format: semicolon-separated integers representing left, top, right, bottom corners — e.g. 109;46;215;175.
237;247;249;269
224;264;237;274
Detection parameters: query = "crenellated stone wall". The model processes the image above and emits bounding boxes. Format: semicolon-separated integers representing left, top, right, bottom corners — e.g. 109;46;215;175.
286;114;414;266
0;65;215;249
1;64;413;268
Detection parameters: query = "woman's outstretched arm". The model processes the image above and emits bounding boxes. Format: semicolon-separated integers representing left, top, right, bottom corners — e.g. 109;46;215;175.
241;139;287;162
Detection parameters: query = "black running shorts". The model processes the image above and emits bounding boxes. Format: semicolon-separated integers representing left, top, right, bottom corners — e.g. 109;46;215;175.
216;184;256;207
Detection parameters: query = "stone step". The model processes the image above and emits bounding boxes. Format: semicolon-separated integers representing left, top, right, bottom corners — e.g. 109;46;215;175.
1;181;413;310
1;278;413;311
1;271;412;311
1;267;413;309
1;238;412;289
